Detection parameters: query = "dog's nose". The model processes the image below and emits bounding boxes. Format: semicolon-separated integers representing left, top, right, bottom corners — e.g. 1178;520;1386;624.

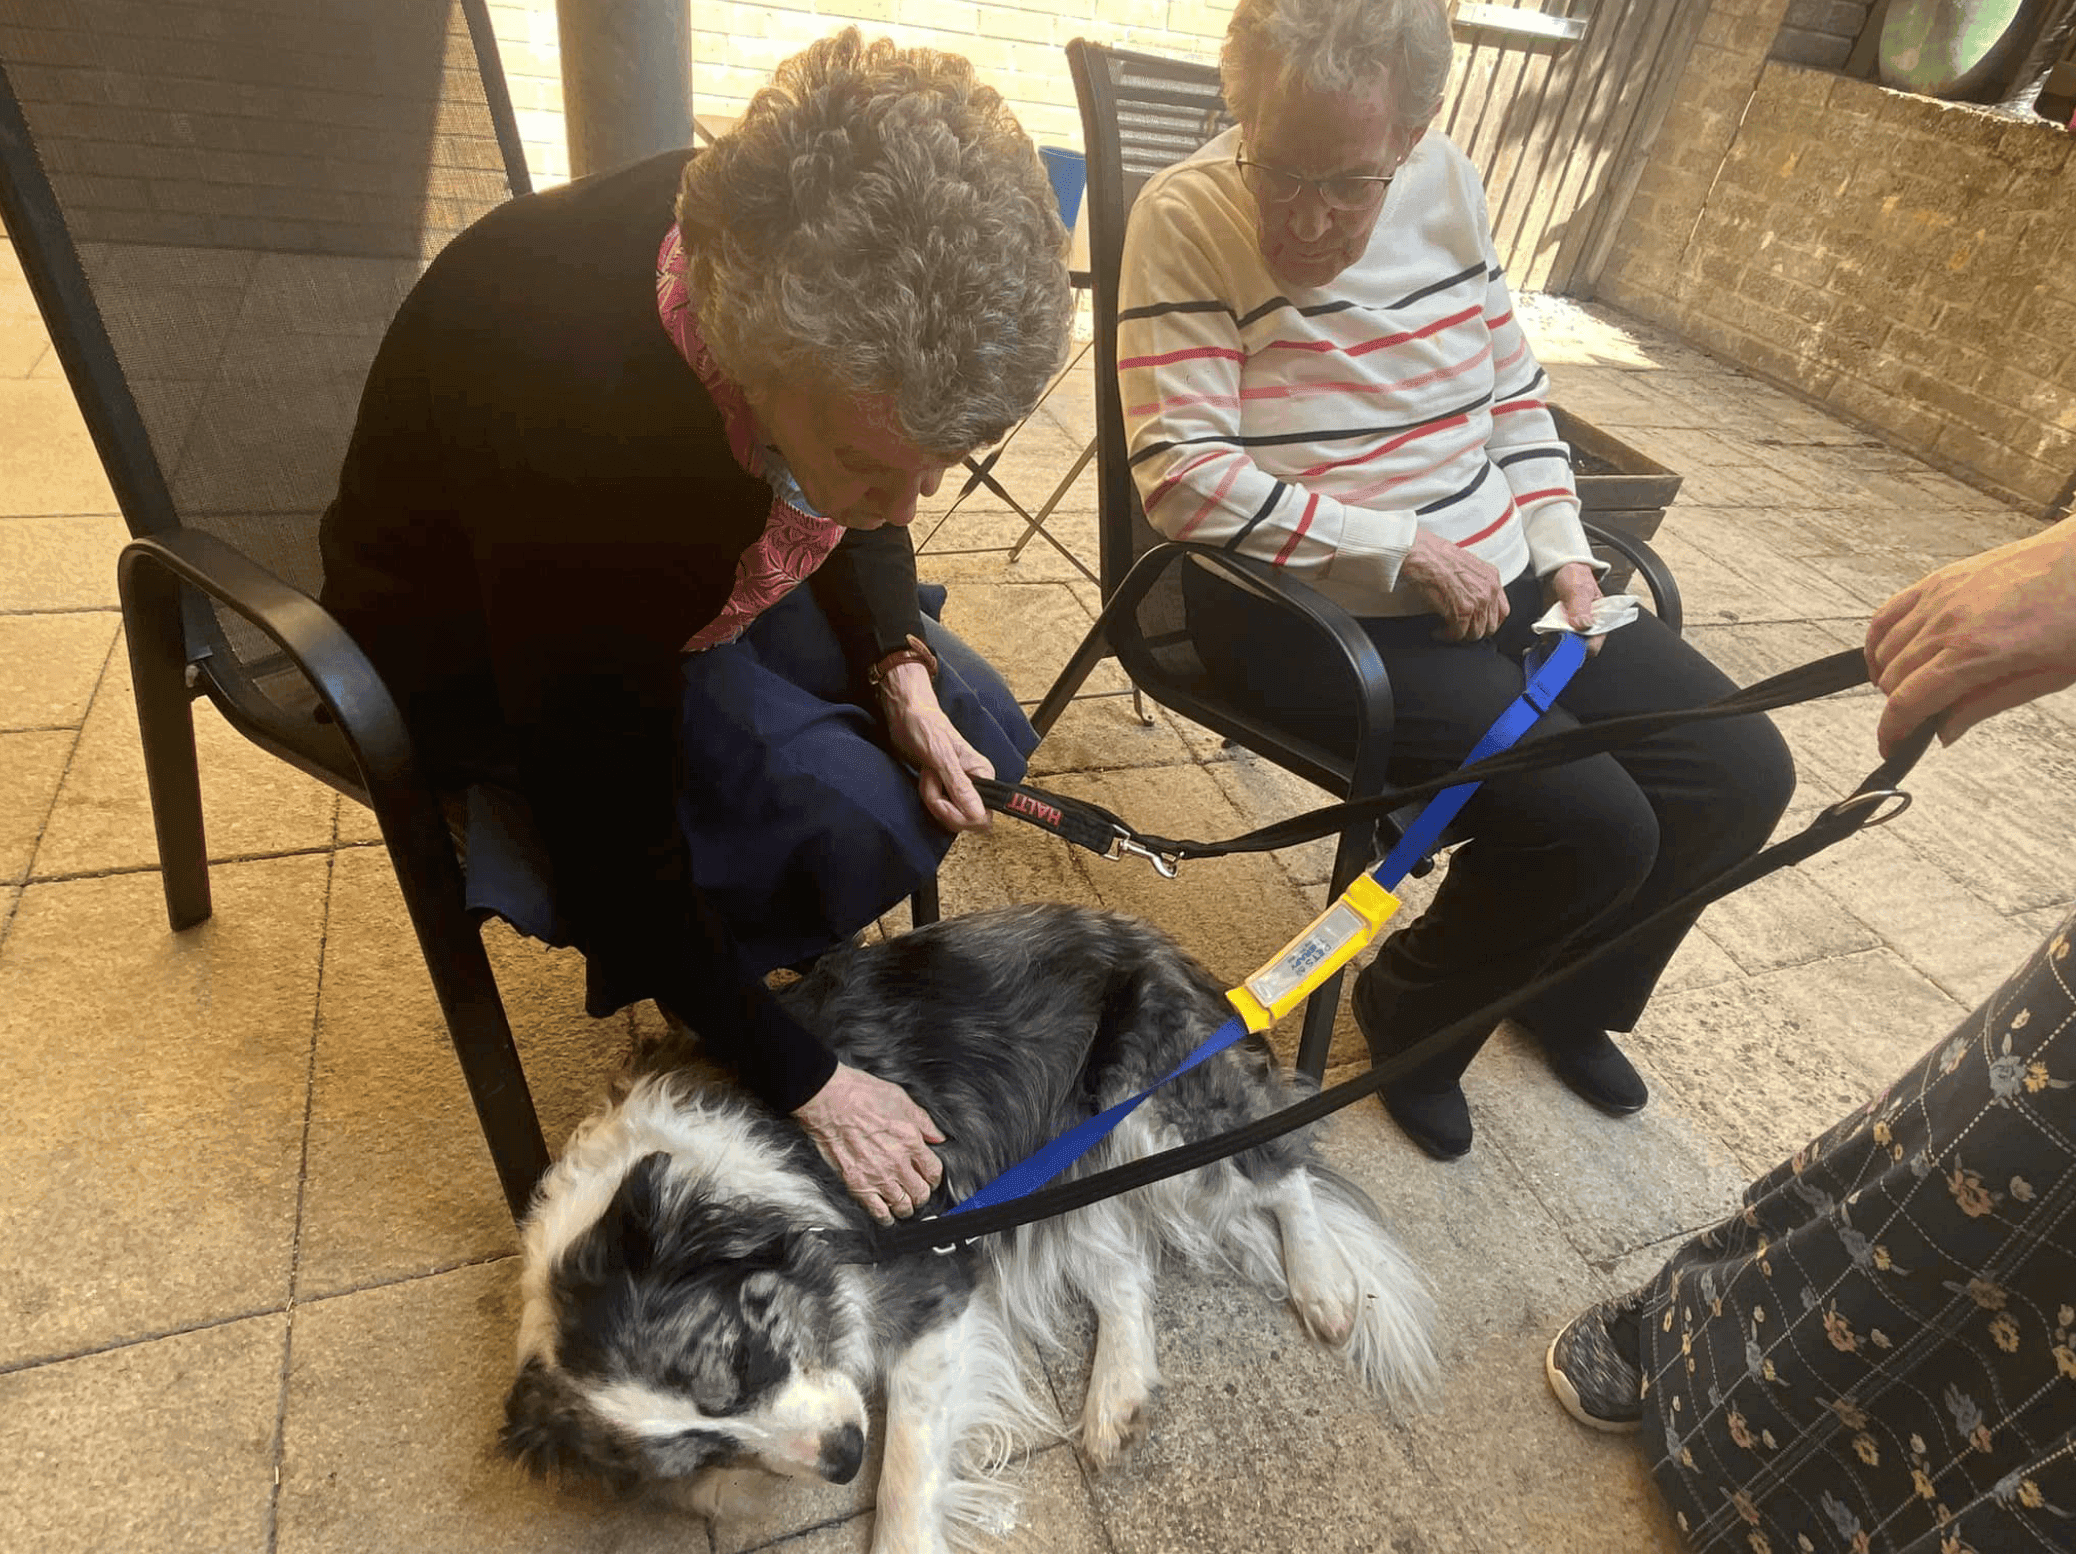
818;1422;865;1484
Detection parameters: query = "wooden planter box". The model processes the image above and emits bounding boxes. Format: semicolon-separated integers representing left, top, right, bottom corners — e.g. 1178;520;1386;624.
1550;403;1682;592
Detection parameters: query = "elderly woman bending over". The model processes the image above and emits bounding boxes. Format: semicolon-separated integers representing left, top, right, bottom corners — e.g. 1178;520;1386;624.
319;32;1070;1220
1119;0;1794;1160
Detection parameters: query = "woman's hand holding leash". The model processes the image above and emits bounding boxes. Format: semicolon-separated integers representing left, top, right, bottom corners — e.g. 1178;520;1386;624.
878;658;996;832
794;1062;946;1224
1867;517;2076;756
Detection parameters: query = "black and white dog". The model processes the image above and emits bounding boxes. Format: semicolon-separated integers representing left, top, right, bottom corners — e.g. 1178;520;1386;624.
503;903;1436;1551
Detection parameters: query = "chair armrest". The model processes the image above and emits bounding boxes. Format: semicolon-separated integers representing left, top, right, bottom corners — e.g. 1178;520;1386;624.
1582;520;1683;636
117;529;430;820
1112;539;1398;797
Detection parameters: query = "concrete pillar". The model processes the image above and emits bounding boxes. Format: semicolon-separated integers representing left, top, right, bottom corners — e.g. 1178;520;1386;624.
556;0;693;179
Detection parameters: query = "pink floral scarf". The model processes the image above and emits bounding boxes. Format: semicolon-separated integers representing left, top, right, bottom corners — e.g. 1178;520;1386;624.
657;224;844;652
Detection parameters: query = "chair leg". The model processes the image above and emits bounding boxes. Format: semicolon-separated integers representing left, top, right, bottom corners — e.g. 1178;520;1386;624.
1294;818;1385;1081
118;556;211;930
380;808;551;1224
910;875;940;929
1032;624;1120;735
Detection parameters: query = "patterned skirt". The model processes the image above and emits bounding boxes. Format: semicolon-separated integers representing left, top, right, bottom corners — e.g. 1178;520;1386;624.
1641;908;2076;1554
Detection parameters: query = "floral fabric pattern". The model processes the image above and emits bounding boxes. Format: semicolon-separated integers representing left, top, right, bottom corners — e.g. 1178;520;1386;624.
1641;911;2076;1554
656;224;844;652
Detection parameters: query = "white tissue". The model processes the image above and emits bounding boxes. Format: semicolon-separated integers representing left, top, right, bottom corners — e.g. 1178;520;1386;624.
1530;593;1641;638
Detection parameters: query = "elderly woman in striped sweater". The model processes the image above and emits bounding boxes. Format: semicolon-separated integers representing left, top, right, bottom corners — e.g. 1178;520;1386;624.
1118;0;1796;1161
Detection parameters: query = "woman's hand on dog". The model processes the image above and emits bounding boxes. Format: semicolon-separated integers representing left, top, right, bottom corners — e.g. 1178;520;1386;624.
793;1062;946;1223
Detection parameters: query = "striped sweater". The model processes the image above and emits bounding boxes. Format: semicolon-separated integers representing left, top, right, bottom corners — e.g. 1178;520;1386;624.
1119;127;1600;617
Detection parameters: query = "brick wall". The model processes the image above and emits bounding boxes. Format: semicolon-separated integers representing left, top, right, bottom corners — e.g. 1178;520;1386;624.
1596;0;2076;517
487;0;1232;190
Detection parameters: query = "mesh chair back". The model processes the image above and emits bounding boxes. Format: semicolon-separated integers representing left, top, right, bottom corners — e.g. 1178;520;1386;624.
1067;41;1243;701
0;0;526;780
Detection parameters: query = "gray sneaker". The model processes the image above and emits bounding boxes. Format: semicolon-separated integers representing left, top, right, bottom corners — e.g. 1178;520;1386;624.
1545;1289;1647;1433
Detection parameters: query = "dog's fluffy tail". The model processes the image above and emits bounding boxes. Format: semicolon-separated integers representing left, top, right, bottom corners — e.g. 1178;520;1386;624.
935;1290;1065;1552
1309;1164;1440;1408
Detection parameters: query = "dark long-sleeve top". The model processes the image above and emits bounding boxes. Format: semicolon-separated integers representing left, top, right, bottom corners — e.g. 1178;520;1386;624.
318;149;924;1112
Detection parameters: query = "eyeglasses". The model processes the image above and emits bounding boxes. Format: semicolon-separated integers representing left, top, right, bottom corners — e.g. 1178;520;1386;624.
1235;150;1396;213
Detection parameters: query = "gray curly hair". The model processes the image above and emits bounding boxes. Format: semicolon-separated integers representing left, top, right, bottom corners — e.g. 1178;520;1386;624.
676;30;1072;459
1222;0;1455;129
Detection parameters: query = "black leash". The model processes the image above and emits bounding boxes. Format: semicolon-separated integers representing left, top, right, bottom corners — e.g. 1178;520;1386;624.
851;658;1926;1264
975;647;1874;872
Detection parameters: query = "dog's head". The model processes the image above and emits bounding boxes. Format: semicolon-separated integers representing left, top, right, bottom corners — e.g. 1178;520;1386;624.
504;1150;872;1492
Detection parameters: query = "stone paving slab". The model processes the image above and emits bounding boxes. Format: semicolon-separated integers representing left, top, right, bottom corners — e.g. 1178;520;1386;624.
0;1312;286;1554
34;631;342;878
0;382;121;517
0;726;70;882
0;609;117;732
296;847;624;1298
0;514;130;610
0;861;323;1366
1628;948;1965;1178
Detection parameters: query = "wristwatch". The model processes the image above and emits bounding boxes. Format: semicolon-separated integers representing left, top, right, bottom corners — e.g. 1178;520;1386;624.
866;633;940;692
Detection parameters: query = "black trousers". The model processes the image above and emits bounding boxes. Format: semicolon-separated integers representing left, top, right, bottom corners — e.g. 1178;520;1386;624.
1184;564;1797;1084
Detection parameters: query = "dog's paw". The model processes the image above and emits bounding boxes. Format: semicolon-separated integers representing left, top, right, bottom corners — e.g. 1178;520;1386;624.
1078;1389;1152;1472
1286;1251;1361;1346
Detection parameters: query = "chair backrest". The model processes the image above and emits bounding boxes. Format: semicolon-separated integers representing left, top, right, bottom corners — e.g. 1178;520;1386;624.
0;0;526;729
1066;40;1234;605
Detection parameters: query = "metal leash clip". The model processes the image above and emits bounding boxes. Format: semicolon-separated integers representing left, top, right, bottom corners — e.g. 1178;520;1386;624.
915;1214;975;1256
1821;788;1914;829
1105;827;1181;878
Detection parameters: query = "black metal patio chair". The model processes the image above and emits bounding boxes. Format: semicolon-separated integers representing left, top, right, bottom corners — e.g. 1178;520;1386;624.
0;0;936;1224
1034;40;1684;1079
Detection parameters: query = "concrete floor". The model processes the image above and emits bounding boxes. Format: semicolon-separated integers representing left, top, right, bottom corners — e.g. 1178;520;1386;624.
3;227;2072;1554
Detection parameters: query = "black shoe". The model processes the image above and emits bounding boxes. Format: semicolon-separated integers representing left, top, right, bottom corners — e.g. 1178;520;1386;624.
1354;964;1474;1160
1546;1289;1648;1433
1536;1026;1648;1115
1380;1079;1473;1161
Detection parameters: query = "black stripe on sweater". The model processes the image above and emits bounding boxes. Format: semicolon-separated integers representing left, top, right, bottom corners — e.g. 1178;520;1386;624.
1495;366;1550;404
1415;461;1491;517
1385;261;1490;313
1225;481;1289;549
1496;446;1567;470
1118;298;1244;325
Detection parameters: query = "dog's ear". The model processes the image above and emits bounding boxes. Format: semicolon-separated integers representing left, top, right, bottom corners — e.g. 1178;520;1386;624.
564;1151;674;1285
501;1355;609;1481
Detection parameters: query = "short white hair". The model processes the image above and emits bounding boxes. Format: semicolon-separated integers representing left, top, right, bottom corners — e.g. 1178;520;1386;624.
1222;0;1454;129
677;30;1072;458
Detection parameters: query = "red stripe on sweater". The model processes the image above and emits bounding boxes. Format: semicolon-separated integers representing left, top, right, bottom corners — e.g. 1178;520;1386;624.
1512;487;1572;506
1259;303;1482;359
1484;309;1513;330
1341;434;1482;507
1295;413;1469;481
1119;344;1247;372
1143;446;1231;515
1492;397;1545;416
1455;499;1518;548
1130;342;1494;420
1175;458;1247;541
1274;491;1321;566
